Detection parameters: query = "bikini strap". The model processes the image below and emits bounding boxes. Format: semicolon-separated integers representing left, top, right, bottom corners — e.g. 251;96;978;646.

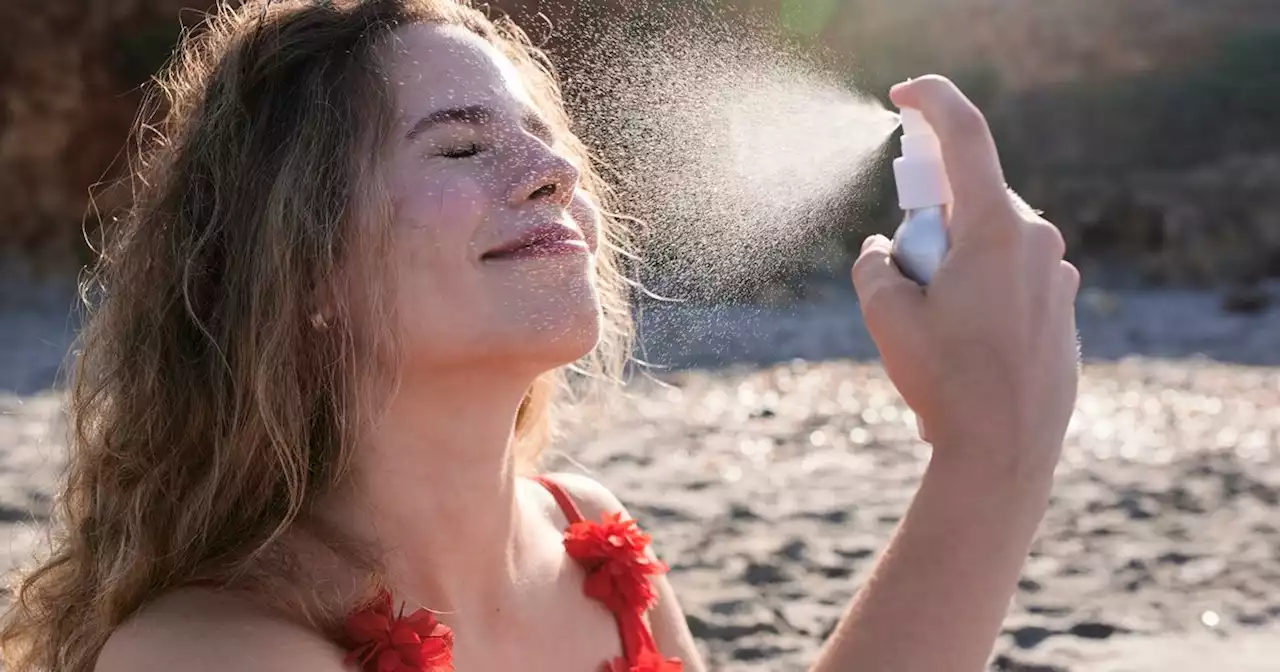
531;474;673;668
530;474;587;524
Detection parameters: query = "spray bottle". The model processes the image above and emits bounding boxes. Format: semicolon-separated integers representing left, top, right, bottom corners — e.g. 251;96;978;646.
890;108;952;285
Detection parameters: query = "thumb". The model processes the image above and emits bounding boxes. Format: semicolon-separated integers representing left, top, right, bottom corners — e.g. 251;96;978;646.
852;235;926;347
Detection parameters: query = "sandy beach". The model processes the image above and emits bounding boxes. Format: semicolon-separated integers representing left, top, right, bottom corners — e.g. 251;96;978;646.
2;272;1278;670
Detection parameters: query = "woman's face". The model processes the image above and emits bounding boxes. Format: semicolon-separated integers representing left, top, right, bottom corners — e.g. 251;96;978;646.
372;23;602;375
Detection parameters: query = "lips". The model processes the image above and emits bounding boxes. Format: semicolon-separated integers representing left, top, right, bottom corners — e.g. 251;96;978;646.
482;223;591;261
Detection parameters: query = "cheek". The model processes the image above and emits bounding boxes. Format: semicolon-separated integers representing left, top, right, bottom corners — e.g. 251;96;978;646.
391;173;489;258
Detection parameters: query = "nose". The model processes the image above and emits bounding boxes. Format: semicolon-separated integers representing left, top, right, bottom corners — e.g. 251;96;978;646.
512;149;580;208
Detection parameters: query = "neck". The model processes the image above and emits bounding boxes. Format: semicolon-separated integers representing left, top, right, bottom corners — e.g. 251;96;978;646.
318;366;544;617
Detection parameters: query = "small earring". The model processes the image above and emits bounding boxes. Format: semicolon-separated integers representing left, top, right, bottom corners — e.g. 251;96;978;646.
310;311;329;330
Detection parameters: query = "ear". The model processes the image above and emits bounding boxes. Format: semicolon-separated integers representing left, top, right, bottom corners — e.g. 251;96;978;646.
309;281;340;331
310;310;333;330
309;299;334;329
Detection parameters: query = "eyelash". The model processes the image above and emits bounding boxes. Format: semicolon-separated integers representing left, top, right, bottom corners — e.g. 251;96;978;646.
438;143;483;159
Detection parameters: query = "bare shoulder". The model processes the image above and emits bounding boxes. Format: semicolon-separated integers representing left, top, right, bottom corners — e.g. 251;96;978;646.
540;471;709;671
540;470;630;518
95;587;349;672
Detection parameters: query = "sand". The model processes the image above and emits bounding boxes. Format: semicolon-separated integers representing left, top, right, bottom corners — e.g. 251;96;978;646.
2;273;1278;670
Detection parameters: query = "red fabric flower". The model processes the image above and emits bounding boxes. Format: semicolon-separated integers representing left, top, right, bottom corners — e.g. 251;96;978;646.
342;590;454;672
564;512;670;614
601;649;685;672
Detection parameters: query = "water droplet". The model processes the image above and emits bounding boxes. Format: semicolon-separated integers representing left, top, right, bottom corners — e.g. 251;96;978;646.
564;6;896;307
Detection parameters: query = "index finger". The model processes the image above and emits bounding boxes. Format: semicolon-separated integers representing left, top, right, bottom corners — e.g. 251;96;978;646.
890;75;1016;229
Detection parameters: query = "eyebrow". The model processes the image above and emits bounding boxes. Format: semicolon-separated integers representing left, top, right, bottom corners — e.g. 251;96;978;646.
404;103;556;143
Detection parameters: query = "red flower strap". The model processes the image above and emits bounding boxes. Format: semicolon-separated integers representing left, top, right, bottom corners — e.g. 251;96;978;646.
341;589;455;672
562;511;683;671
602;649;686;672
563;511;670;614
601;611;684;671
336;484;685;672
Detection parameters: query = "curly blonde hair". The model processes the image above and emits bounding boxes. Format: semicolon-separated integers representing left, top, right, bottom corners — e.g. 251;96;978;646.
0;2;634;670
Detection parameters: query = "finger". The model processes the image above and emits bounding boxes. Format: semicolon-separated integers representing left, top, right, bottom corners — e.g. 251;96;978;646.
916;415;932;444
1059;260;1084;373
1026;220;1067;262
1060;260;1081;300
852;235;925;341
890;75;1017;234
1007;186;1048;223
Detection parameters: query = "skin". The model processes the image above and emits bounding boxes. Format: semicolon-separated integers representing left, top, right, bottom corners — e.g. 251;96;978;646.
96;22;1078;672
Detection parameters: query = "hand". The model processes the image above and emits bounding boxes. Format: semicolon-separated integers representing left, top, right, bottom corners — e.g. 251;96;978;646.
851;75;1080;478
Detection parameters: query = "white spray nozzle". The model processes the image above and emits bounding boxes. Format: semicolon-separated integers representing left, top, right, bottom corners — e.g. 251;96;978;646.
900;108;931;139
893;106;952;210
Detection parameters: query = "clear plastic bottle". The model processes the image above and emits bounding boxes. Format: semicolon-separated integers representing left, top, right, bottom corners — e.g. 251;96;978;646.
890;108;953;286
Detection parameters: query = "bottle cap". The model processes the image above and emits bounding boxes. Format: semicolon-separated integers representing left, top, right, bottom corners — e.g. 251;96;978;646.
893;107;953;209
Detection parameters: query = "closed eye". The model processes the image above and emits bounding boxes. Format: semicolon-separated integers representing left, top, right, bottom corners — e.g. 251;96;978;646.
407;104;556;147
438;143;483;159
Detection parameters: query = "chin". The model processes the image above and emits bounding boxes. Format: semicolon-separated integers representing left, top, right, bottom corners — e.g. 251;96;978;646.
518;303;603;369
462;275;598;368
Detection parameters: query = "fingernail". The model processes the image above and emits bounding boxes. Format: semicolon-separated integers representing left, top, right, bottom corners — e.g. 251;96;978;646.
861;234;887;253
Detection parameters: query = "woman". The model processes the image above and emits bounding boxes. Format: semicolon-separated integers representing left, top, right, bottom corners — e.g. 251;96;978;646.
0;1;1080;670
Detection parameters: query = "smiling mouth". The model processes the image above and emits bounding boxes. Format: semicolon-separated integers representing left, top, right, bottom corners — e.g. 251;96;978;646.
482;239;591;262
482;228;592;262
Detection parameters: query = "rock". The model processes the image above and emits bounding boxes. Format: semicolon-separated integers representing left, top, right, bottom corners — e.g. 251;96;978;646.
1036;154;1280;289
1117;490;1158;520
1175;557;1227;585
991;654;1069;672
1116;557;1155;593
1167;486;1209;514
774;538;808;562
1236;612;1269;626
1009;625;1058;649
686;616;779;642
731;645;788;662
687;598;782;642
809;508;850;524
833;545;875;561
816;564;852;579
729;503;762;521
0;0;217;258
741;561;789;586
1069;621;1127;639
1026;604;1074;617
776;603;839;637
707;598;753;616
634;503;689;522
1222;285;1272;315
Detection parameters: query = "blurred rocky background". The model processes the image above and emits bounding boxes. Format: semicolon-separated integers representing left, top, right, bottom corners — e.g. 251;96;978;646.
3;5;1279;669
3;0;1280;303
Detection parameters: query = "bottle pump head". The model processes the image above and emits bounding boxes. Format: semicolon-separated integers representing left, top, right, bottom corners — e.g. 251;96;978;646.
892;108;953;210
